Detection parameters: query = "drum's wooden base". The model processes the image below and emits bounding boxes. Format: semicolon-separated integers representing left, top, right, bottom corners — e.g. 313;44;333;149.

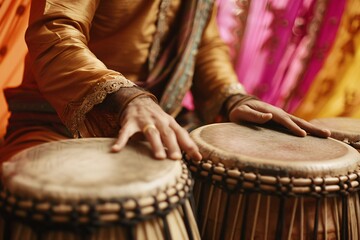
194;181;359;240
0;201;198;240
0;139;200;240
187;122;360;239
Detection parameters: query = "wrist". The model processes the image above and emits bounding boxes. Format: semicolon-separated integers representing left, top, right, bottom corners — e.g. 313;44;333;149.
225;94;259;117
103;86;158;121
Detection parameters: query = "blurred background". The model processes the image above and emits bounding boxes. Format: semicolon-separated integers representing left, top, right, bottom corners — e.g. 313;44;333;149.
1;0;359;139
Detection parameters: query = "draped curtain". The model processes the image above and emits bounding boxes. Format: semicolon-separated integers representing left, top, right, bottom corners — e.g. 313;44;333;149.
0;0;30;138
216;0;360;120
293;0;360;119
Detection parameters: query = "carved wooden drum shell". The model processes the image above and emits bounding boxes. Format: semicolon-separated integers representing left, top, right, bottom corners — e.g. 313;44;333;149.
185;123;360;240
0;138;199;240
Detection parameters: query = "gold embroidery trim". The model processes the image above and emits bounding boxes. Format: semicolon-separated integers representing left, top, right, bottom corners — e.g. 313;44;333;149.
202;82;246;123
64;74;135;137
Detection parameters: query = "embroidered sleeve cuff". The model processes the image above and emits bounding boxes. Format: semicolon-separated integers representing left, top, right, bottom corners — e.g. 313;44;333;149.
200;83;247;123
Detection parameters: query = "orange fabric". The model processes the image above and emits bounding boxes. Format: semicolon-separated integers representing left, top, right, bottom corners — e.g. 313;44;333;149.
0;0;31;138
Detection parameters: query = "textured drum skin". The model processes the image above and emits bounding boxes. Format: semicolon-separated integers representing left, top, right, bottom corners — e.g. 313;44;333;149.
2;138;182;201
191;123;360;177
187;123;360;240
310;117;360;151
0;138;199;240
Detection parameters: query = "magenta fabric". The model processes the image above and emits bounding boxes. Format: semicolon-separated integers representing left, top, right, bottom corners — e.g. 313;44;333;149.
216;0;345;113
283;1;346;112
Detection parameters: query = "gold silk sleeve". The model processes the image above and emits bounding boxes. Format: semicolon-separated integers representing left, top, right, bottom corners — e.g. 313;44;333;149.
192;4;246;123
25;0;135;137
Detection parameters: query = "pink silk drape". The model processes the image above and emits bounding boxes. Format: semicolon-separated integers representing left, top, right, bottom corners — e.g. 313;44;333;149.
216;0;360;121
216;0;345;112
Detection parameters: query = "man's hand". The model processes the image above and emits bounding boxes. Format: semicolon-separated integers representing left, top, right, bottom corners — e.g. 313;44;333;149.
228;98;331;138
111;97;202;161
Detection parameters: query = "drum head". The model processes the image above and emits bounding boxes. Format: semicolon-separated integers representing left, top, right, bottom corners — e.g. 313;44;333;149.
190;123;360;177
2;138;183;202
310;117;360;147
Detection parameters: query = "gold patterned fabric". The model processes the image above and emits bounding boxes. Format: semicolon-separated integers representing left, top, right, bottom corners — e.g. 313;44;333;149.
294;0;360;119
24;0;244;131
1;0;245;161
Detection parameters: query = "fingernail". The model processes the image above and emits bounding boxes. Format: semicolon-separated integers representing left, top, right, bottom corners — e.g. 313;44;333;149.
171;152;182;160
155;152;166;159
262;113;272;119
112;144;120;152
301;130;307;137
193;152;202;161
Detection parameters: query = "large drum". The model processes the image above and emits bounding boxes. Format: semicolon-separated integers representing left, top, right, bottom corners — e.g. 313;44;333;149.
185;123;360;240
310;117;360;151
0;138;199;240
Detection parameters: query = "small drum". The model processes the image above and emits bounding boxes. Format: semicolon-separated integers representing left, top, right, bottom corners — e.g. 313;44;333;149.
0;138;199;240
185;123;360;240
310;117;360;151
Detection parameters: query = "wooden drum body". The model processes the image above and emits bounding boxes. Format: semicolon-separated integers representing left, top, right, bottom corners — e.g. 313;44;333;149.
310;117;360;151
185;123;360;240
0;138;199;240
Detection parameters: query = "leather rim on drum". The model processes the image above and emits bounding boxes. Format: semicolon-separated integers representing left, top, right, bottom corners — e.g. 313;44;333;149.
0;162;193;232
185;157;360;196
310;117;360;147
352;141;360;149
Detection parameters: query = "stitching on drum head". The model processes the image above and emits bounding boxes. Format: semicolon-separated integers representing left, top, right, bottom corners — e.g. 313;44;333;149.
185;158;360;197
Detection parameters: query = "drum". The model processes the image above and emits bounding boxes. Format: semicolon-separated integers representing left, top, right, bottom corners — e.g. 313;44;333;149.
310;117;360;151
0;138;199;240
184;123;360;240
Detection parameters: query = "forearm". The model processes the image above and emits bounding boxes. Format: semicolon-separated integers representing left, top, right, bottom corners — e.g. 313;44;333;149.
191;3;246;123
102;87;158;122
26;0;135;136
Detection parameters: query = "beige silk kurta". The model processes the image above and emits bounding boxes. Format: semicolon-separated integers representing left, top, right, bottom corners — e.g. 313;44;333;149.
7;0;245;139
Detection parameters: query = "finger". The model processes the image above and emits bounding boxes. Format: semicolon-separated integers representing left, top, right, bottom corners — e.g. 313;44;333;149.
291;116;331;138
245;103;307;137
157;125;182;160
143;125;167;159
229;105;273;124
170;121;202;161
272;114;307;137
112;122;138;152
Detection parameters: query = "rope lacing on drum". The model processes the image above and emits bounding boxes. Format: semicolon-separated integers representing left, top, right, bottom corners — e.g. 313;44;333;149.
236;170;245;193
355;170;360;193
320;177;328;196
345;175;355;194
209;161;217;187
0;162;194;239
337;176;350;240
89;202;100;226
286;177;295;198
221;168;233;193
275;176;284;197
254;172;261;193
69;202;79;227
338;178;348;196
310;177;321;199
153;192;173;240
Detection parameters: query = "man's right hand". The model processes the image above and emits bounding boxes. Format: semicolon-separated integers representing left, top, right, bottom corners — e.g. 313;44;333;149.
111;96;202;161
